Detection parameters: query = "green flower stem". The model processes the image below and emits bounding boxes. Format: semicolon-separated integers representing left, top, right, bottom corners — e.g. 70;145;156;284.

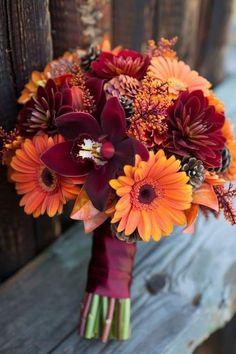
121;299;131;340
79;295;131;341
84;294;99;339
93;296;101;338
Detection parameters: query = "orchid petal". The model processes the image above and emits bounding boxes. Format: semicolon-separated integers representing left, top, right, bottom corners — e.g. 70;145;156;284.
85;164;115;211
101;97;126;142
56;112;101;140
41;141;91;177
132;138;149;161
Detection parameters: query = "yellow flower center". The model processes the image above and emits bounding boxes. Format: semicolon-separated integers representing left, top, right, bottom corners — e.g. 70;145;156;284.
167;77;186;89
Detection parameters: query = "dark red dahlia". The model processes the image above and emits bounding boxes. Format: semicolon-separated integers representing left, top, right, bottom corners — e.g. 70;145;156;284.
41;97;148;211
164;90;226;168
91;50;150;80
17;79;74;136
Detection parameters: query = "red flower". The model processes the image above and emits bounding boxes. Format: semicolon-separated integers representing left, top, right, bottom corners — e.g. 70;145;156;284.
164;90;226;168
91;50;150;80
17;79;74;137
41;97;148;210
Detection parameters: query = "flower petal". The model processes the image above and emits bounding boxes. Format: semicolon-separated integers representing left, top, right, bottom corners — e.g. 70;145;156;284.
56;112;101;140
41;141;91;177
132;138;149;161
85;164;115;211
101;97;126;142
113;138;136;167
85;76;106;117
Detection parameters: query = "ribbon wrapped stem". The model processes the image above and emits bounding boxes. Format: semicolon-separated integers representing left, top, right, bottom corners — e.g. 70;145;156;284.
78;221;136;342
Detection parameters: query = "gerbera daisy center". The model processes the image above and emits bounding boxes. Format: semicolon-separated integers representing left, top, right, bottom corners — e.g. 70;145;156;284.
131;179;164;210
167;77;186;90
40;167;58;192
138;184;156;204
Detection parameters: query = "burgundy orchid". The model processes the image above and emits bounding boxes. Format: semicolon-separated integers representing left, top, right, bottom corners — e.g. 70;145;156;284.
91;50;150;80
41;97;148;210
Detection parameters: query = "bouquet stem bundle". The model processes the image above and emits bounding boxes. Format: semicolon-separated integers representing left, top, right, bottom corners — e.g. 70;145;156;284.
79;293;130;341
79;221;136;342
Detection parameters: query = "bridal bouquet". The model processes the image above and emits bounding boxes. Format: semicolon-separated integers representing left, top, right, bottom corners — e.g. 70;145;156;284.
1;37;236;342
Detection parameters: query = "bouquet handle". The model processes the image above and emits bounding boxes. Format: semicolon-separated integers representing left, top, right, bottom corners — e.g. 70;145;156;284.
79;221;136;342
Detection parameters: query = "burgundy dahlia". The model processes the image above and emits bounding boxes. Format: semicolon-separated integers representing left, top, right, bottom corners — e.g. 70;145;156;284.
91;50;150;80
41;97;148;211
165;90;226;168
18;79;74;136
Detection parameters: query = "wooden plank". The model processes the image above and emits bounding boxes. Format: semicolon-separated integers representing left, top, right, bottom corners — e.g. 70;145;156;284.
112;0;201;64
0;76;236;353
0;0;57;282
195;0;233;85
49;0;112;57
0;1;17;128
152;0;201;66
112;0;146;51
112;0;232;84
5;0;53;97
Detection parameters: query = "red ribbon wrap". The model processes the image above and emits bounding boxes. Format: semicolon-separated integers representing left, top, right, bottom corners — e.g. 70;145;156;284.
86;221;137;298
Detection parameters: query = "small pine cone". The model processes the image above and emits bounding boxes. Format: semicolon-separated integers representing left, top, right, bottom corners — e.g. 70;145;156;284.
111;224;142;243
80;46;100;72
212;147;231;173
181;156;205;188
119;96;134;118
104;74;141;100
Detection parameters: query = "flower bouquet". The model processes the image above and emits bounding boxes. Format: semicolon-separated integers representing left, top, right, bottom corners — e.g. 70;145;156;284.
1;37;236;342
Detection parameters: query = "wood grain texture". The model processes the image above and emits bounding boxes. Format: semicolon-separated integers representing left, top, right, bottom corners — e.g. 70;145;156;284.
5;0;52;98
195;0;233;85
152;0;201;66
0;0;57;281
112;0;147;51
112;0;232;83
112;0;201;65
49;0;112;57
0;1;17;128
49;0;85;56
0;75;235;353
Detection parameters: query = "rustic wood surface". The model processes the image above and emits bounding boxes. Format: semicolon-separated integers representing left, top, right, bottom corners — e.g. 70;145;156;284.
112;0;233;85
0;0;57;282
0;75;235;354
195;0;233;85
49;0;111;57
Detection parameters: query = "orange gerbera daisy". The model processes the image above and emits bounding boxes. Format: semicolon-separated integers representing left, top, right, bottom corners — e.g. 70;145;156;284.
18;68;50;104
10;134;83;217
149;57;211;98
110;150;192;241
221;119;236;181
207;91;225;114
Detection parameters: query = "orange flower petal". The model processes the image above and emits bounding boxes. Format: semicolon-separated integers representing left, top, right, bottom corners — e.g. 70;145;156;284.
193;183;219;211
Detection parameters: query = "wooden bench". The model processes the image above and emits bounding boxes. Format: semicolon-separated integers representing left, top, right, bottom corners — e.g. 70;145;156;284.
0;76;236;354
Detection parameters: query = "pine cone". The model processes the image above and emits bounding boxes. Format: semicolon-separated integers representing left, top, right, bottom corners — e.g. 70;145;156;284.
111;224;142;243
80;46;100;72
212;147;231;173
104;74;141;100
119;96;134;118
181;156;205;188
